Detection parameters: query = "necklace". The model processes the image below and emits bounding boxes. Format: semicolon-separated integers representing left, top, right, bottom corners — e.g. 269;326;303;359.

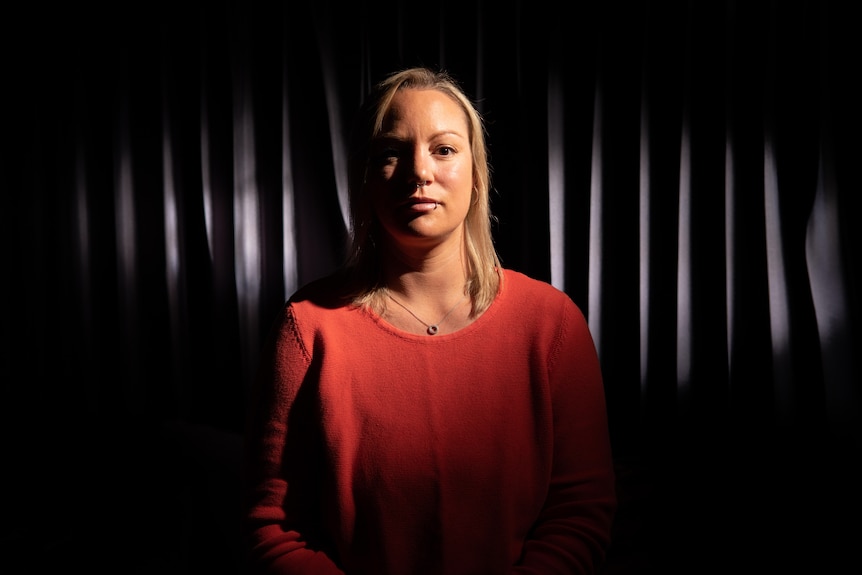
387;291;469;335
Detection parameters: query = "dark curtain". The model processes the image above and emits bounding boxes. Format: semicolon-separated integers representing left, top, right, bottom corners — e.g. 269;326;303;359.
4;0;860;573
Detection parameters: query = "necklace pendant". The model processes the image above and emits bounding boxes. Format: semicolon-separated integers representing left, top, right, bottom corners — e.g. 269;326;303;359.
387;291;467;336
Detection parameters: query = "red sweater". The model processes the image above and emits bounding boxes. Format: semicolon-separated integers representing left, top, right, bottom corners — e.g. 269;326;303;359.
243;268;616;575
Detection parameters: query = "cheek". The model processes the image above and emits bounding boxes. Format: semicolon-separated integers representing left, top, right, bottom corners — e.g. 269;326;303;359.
369;185;386;215
368;182;397;221
443;163;474;202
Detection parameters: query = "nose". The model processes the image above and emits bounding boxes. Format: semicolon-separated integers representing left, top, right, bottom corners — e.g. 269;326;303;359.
409;146;431;186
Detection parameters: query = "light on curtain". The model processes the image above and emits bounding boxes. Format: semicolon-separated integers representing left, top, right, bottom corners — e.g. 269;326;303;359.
233;74;262;386
588;81;604;355
676;118;692;398
763;138;793;423
548;66;566;293
281;50;299;300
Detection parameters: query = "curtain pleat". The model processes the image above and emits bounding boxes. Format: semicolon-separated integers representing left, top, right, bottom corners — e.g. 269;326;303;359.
806;3;859;443
279;29;299;302
547;65;566;292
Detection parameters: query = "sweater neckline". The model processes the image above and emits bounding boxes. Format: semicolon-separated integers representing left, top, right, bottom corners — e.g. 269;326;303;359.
366;268;508;342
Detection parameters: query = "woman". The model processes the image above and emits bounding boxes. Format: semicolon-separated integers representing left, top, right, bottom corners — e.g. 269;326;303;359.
242;66;617;575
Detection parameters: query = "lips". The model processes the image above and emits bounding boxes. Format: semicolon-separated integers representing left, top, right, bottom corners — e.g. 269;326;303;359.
402;195;438;206
401;196;439;212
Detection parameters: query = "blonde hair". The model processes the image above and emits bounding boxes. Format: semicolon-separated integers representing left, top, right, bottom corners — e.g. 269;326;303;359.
343;66;501;316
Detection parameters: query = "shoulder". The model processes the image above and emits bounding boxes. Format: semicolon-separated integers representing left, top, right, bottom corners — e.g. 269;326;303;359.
289;272;352;308
282;271;377;338
498;268;591;333
500;268;578;309
284;272;363;327
262;272;356;337
495;270;597;370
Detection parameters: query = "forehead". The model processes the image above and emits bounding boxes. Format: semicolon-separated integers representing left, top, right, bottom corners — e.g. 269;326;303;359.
380;88;469;135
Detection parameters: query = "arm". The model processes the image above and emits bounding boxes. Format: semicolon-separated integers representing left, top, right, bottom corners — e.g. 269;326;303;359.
513;302;617;575
242;305;346;575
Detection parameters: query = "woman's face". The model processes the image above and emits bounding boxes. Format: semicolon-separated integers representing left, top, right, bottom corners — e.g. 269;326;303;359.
366;88;474;253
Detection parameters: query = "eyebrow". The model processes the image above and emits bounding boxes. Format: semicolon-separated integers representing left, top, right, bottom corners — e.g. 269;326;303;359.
375;130;467;142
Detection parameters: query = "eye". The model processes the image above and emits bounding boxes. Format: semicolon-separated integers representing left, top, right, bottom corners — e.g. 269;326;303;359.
436;145;456;156
371;147;400;166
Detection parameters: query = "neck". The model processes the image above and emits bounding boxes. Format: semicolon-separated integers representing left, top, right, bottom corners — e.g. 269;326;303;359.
381;237;468;298
377;240;475;335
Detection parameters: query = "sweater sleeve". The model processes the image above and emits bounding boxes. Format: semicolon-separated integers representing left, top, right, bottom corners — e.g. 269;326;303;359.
242;304;346;575
512;300;617;575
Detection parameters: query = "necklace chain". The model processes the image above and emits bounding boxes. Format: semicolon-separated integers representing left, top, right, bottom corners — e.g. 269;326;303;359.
387;291;469;335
